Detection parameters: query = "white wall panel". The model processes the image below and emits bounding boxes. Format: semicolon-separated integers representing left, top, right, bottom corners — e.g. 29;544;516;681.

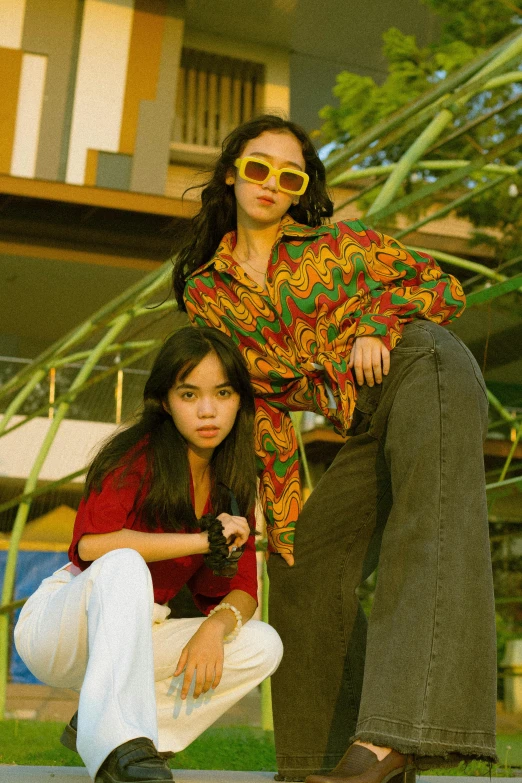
65;0;134;185
0;416;117;481
0;0;27;48
10;53;47;177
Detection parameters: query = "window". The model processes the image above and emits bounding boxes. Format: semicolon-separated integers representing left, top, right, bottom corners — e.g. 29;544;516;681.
172;48;265;149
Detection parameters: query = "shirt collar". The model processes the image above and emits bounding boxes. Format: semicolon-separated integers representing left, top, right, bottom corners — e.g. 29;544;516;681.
187;215;332;278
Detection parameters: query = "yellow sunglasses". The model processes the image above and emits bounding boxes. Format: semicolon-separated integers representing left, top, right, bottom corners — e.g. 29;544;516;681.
234;156;309;196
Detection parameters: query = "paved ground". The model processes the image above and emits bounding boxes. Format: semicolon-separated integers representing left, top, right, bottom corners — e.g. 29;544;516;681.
0;770;517;782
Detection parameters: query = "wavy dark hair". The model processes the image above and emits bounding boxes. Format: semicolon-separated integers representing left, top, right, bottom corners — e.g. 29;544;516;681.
172;114;334;309
85;327;257;531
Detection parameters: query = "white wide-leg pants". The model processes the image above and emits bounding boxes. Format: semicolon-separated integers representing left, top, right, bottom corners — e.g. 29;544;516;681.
14;548;283;779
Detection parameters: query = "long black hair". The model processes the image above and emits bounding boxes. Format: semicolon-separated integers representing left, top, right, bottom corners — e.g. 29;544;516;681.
172;114;334;309
85;327;257;531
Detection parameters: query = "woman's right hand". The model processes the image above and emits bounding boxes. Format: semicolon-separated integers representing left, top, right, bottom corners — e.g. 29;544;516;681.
216;512;251;551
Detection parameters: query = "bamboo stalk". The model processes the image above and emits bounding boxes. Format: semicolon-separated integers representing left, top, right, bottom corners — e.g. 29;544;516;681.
0;342;161;440
366;110;469;216
476;71;522;90
494;597;522;605
0;369;47;436
499;425;522;483
487;389;516;425
331;75;520;180
364;33;522;216
291;412;314;493
426;93;522;155
394;173;512;240
260;559;273;731
488;412;522;432
0;312;134;719
365;133;522;224
51;340;159;369
465;35;522;88
408;247;506;281
464;253;522;289
333;177;388;213
340;46;522;185
0;598;27;616
0;340;158;434
132;300;177;317
332;161;517;186
324;29;522;175
0;261;172;402
331;165;397;186
486;474;522;492
466;273;522;307
0;468;88;515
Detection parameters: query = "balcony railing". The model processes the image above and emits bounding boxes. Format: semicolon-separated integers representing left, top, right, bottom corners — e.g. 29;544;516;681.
0;356;148;426
171;48;265;158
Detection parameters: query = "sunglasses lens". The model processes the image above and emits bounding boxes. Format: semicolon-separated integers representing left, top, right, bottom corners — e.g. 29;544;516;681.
280;170;306;192
244;159;270;182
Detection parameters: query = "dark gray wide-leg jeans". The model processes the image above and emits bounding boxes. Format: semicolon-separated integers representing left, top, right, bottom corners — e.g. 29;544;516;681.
268;321;497;779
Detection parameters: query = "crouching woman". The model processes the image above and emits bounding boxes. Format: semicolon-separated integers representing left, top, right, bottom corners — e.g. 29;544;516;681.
14;326;282;783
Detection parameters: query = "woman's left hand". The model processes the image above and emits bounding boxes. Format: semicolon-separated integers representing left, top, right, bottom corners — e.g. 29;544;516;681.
174;620;226;700
349;335;390;387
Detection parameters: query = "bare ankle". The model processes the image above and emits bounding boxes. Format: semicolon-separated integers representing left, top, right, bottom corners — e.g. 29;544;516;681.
353;741;392;762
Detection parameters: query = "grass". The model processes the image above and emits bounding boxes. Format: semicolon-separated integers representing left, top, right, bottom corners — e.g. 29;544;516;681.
0;721;521;776
0;723;276;771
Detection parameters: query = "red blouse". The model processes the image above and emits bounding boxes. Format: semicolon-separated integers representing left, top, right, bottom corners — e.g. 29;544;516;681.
68;457;258;612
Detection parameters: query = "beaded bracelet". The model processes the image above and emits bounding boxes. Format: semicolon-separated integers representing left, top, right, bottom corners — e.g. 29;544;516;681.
208;602;243;642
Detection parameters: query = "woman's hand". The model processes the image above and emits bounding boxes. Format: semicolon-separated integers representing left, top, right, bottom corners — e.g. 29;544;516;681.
174;618;227;700
267;551;295;567
349;336;390;387
216;512;251;551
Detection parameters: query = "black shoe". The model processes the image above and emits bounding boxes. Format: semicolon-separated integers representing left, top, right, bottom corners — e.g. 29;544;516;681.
60;710;78;753
60;711;175;761
95;737;172;782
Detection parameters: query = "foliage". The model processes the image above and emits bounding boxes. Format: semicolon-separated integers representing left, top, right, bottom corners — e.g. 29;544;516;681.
426;0;519;48
0;721;521;774
320;0;519;141
0;722;278;770
320;27;474;142
319;0;522;260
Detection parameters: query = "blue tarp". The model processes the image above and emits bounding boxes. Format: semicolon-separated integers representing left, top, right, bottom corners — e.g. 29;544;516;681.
0;550;69;683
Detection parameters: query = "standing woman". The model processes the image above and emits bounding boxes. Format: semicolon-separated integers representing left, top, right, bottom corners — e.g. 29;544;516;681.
172;115;497;783
14;326;283;783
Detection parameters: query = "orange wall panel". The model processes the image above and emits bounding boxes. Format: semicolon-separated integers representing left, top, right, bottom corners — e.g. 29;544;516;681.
0;47;23;174
119;0;167;155
84;149;99;186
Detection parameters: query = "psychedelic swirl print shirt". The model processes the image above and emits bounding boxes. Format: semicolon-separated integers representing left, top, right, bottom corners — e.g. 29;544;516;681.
184;216;466;557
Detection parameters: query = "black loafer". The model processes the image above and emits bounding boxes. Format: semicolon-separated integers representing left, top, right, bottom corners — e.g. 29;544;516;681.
60;710;78;753
60;712;175;761
95;737;172;782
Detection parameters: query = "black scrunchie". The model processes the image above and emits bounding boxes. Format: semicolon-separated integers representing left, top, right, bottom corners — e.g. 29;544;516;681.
199;513;244;577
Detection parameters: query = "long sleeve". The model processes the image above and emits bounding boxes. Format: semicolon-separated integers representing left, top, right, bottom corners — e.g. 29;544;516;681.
254;398;301;555
184;282;301;555
188;531;258;614
68;465;143;568
343;223;466;351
